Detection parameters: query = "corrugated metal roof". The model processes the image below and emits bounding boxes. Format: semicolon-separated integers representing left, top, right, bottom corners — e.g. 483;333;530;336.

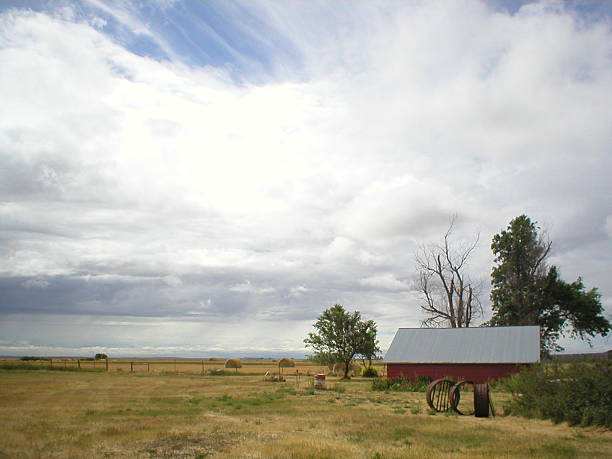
384;326;540;364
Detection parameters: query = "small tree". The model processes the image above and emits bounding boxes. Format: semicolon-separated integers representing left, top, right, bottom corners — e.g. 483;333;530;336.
304;304;378;379
94;353;107;360
224;358;242;373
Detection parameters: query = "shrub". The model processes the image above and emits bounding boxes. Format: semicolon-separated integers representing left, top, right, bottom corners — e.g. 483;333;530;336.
371;376;431;392
371;377;392;391
501;361;611;427
20;356;51;361
361;366;379;377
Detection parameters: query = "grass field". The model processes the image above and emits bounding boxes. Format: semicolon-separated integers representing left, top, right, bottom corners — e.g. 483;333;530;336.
1;369;610;458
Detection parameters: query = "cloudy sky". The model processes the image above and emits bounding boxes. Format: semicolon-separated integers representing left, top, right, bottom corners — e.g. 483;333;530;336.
0;0;610;358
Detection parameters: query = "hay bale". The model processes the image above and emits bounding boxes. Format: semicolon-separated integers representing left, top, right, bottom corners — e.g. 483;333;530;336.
224;358;242;373
277;358;295;375
278;358;295;368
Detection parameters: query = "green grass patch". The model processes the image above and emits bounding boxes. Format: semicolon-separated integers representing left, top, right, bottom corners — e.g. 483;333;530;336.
330;384;346;393
371;376;432;392
541;442;578;458
202;392;291;414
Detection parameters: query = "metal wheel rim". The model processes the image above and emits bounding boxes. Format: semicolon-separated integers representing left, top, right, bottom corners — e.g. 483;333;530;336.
449;381;475;416
426;378;455;412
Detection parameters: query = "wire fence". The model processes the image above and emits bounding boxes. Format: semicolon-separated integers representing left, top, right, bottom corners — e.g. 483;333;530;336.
1;358;386;376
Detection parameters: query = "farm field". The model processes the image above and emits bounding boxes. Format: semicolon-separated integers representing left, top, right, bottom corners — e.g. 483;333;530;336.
0;358;380;377
1;369;611;458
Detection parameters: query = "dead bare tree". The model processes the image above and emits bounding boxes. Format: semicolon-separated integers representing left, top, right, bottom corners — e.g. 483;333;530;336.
415;218;483;328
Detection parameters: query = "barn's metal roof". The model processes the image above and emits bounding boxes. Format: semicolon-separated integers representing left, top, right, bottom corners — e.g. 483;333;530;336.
384;326;540;364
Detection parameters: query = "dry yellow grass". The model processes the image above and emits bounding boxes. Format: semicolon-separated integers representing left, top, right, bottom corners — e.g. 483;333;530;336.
0;358;356;375
1;369;610;458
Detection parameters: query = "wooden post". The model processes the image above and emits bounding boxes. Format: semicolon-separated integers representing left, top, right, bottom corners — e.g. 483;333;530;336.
105;358;109;372
202;360;204;372
77;359;81;369
50;359;53;367
147;363;150;373
130;362;133;373
174;359;177;372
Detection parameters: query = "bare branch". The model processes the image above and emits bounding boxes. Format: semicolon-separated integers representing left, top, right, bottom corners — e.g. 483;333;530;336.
414;218;482;328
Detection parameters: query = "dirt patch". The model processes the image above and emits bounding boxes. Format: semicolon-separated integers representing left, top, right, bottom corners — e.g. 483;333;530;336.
141;433;233;458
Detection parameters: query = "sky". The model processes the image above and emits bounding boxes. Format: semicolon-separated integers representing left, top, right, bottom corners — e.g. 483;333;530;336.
0;0;610;358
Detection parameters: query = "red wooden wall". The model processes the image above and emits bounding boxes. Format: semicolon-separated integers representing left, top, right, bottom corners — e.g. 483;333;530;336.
387;363;528;383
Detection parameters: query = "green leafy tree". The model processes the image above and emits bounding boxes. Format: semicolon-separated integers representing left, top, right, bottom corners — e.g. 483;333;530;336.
488;215;610;356
356;319;380;367
94;353;107;360
304;304;378;379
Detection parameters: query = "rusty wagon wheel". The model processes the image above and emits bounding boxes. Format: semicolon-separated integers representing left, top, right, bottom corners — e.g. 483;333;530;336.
474;383;490;418
426;378;455;412
449;381;475;416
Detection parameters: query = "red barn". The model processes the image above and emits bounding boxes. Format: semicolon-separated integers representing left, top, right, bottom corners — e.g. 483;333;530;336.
384;326;540;383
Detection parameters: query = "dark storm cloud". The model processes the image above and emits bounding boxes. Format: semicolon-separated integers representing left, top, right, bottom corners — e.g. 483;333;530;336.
0;264;410;322
0;270;306;319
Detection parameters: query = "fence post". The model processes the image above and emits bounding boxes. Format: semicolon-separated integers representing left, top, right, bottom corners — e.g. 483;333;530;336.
130;362;133;373
50;359;53;368
77;359;80;369
147;363;150;373
202;360;204;372
105;358;109;372
174;359;177;372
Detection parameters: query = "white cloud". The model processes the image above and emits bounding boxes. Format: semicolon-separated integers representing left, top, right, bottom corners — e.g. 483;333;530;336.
289;285;308;297
229;281;276;295
359;274;410;292
162;275;182;287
